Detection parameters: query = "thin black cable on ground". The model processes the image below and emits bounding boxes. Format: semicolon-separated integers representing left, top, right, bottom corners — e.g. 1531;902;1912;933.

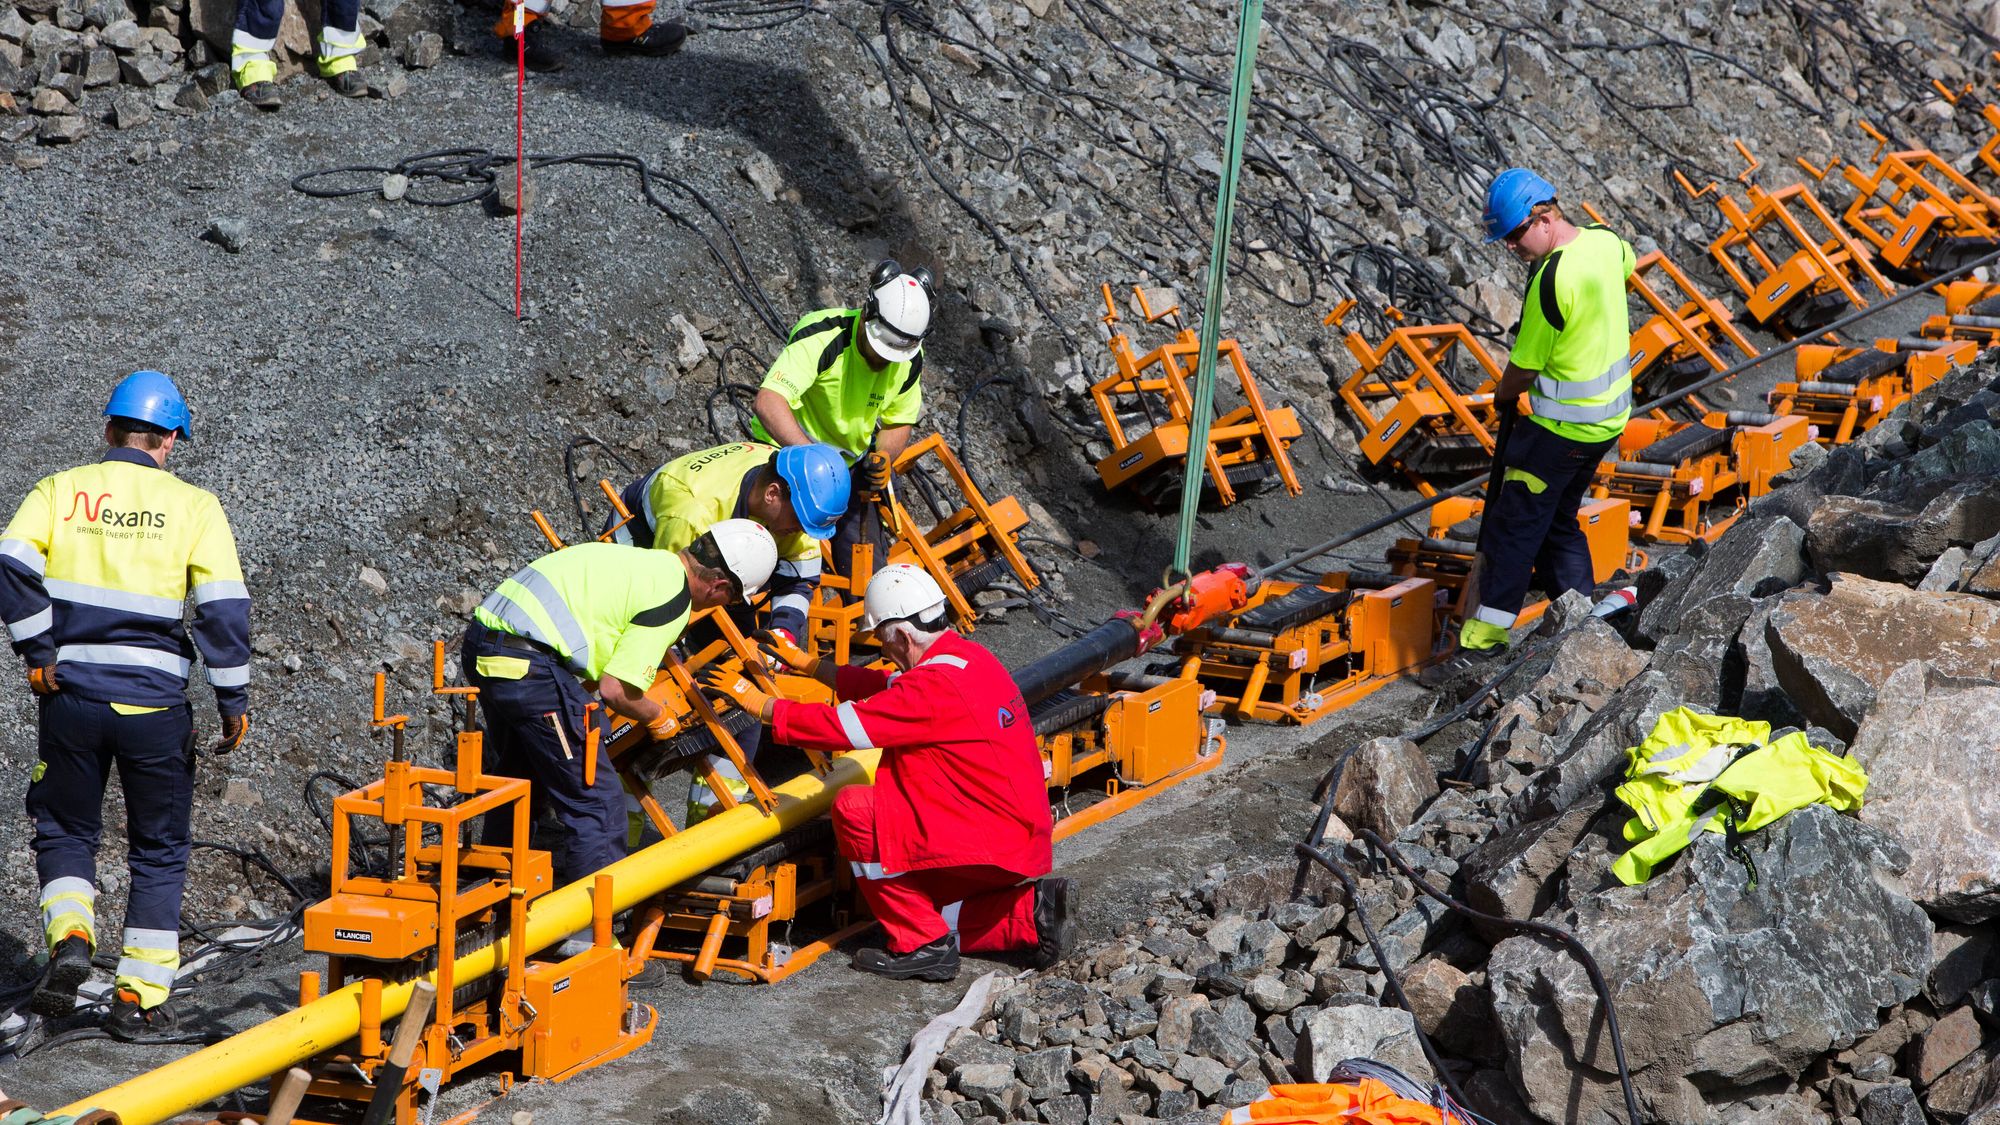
1302;830;1645;1125
293;148;787;340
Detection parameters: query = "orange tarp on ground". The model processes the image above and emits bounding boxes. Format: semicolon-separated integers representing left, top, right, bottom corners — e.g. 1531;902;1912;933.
1222;1079;1451;1124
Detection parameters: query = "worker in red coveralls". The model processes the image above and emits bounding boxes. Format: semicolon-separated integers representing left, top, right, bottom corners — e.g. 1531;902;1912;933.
697;563;1076;981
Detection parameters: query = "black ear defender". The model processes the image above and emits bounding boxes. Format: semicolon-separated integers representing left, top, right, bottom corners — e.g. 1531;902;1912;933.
865;259;902;320
909;265;936;298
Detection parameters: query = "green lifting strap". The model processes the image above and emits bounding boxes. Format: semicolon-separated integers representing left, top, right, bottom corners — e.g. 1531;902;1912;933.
1172;0;1264;578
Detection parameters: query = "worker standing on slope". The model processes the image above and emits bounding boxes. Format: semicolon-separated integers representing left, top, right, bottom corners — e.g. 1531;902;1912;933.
1;372;252;1041
608;440;848;822
700;564;1075;981
461;524;776;886
752;260;936;578
1442;169;1634;674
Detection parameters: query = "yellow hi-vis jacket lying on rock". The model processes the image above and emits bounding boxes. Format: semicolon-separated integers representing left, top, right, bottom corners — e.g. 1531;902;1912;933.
1612;707;1867;885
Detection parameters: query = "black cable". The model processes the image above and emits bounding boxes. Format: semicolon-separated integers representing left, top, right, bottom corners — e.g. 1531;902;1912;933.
1307;830;1645;1125
1293;841;1470;1112
562;434;641;543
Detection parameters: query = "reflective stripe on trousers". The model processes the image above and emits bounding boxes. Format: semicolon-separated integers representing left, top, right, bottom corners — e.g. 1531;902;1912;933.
40;876;96;949
116;926;181;1009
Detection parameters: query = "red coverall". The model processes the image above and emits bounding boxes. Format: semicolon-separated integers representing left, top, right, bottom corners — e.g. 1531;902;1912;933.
772;631;1052;955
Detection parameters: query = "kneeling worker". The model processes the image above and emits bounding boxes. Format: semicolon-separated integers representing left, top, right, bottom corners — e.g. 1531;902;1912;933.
700;564;1075;981
462;521;778;886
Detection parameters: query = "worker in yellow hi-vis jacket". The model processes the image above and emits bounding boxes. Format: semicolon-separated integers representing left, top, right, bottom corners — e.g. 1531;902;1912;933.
0;371;251;1042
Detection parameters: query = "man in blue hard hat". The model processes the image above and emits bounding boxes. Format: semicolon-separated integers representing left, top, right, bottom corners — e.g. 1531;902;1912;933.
0;371;252;1041
608;440;849;824
1444;169;1635;671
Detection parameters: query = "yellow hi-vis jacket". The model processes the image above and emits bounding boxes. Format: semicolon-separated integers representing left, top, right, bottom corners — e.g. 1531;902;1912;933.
0;449;250;715
626;443;820;636
1612;707;1867;885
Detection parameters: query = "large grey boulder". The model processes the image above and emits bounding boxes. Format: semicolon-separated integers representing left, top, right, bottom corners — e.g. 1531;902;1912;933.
1638;515;1806;644
1765;574;2000;740
1488;806;1931;1124
1461;792;1610;938
1851;663;2000;923
1806;479;2000;584
1292;1004;1434;1086
1506;670;1686;826
1332;736;1437;840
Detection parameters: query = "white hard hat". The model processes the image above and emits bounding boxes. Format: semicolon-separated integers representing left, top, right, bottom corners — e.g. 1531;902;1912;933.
859;563;948;632
863;272;933;364
703;518;779;597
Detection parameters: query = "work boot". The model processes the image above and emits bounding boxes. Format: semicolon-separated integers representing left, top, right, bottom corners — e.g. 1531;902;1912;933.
239;81;281;110
600;19;686;57
31;934;93;1018
501;20;565;72
105;989;179;1043
851;935;959;982
327;69;367;97
1031;877;1077;969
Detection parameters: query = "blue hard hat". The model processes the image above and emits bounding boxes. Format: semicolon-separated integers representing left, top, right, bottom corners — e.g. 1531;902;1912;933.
773;443;850;540
103;370;193;440
1482;168;1558;243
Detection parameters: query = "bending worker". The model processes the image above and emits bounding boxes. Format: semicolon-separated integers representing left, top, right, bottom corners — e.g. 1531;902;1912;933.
462;522;777;887
1452;168;1634;668
700;564;1075;981
1;372;251;1041
753;260;936;577
609;439;848;822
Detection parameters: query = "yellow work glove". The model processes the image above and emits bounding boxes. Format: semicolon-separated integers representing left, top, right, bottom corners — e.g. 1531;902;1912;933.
859;452;891;497
27;665;58;695
755;632;820;679
696;665;775;724
214;713;249;754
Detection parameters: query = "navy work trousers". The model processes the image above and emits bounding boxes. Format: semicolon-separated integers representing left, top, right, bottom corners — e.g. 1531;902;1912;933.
461;623;623;886
1474;420;1618;622
232;0;360;40
27;693;194;934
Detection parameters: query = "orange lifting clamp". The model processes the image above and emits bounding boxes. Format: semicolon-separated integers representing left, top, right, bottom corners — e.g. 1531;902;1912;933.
1916;277;2000;347
1678;140;1895;339
1324;300;1505;493
1770;338;1979;445
1385;494;1639;626
518;507;866;986
1147;570;1439;726
1801;124;2000;283
293;650;654;1125
806;433;1041;665
1587;409;1812;544
1092;284;1304;508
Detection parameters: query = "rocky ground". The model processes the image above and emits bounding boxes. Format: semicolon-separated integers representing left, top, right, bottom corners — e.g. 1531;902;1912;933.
0;0;1997;1120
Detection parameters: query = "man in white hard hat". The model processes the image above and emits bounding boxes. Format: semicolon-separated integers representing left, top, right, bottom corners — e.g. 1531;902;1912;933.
752;260;937;577
462;520;777;886
700;563;1075;981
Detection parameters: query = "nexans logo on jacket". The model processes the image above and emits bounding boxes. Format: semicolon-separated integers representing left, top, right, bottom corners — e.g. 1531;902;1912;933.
63;489;170;535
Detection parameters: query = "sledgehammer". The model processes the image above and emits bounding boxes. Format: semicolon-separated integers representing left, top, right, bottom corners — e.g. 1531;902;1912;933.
264;1068;312;1125
359;980;437;1125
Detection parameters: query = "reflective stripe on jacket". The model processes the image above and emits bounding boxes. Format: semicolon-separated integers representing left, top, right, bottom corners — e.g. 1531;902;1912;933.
473;542;692;689
0;449;250;715
770;631;1051;877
